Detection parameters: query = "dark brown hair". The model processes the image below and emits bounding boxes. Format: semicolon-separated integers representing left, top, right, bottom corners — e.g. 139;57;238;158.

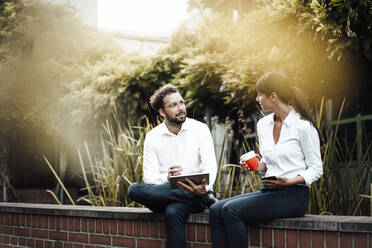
149;84;179;112
256;72;319;134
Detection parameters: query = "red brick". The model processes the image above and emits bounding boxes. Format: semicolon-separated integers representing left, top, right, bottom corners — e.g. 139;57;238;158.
186;223;195;241
340;233;352;248
84;245;94;248
137;239;162;248
299;230;311;248
73;244;83;248
26;215;31;227
26;238;35;247
192;244;212;248
207;227;211;242
43;215;49;229
31;229;48;239
0;245;12;248
90;234;111;245
69;232;89;243
75;218;81;232
20;214;26;226
312;231;324;248
31;215;38;228
142;221;150;237
19;237;26;246
325;232;338;248
125;220;133;236
2;235;10;244
196;224;206;242
150;222;158;237
95;219;102;233
10;237;17;245
8;214;14;226
56;216;62;230
286;230;297;248
103;219;110;234
355;233;367;248
49;231;68;241
37;215;43;228
274;228;285;248
4;214;10;225
248;227;260;246
67;217;74;231
88;219;95;232
262;228;272;247
134;221;141;235
63;243;73;248
50;216;56;229
61;217;67;230
10;214;18;226
159;222;167;239
45;240;53;248
0;226;13;235
113;237;135;247
35;240;43;247
0;213;4;225
14;227;30;236
118;220;125;235
81;218;88;232
54;241;63;248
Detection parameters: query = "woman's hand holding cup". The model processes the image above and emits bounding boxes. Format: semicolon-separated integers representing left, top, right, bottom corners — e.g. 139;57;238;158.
239;151;259;171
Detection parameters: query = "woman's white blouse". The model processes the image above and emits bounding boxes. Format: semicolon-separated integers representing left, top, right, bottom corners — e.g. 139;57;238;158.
257;109;323;187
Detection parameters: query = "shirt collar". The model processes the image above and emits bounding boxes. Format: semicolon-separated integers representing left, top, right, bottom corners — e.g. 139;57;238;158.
268;108;298;127
160;117;191;136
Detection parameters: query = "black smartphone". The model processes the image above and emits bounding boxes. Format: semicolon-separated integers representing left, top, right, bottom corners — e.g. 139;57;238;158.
261;176;277;180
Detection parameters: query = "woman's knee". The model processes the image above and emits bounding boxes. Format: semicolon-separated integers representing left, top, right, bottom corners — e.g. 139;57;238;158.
209;202;219;215
221;202;240;220
208;201;224;221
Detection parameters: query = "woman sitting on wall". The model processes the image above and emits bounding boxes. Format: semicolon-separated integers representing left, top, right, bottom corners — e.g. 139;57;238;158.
208;72;323;248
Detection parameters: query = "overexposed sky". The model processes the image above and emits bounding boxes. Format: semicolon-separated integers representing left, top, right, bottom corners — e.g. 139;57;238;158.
97;0;189;36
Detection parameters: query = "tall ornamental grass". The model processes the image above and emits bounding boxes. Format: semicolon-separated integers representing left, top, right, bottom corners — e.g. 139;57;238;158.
77;113;150;207
46;99;371;215
309;99;372;215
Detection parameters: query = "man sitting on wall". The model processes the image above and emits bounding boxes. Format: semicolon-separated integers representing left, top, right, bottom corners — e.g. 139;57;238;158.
128;84;218;248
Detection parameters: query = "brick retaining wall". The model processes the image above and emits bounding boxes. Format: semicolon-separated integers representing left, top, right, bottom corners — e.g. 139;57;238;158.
0;203;371;248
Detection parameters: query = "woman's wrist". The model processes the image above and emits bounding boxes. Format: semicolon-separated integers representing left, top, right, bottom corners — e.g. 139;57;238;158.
258;161;267;172
288;175;305;185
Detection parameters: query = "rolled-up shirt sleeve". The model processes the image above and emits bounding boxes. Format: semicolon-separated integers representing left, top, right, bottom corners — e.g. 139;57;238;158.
298;124;323;187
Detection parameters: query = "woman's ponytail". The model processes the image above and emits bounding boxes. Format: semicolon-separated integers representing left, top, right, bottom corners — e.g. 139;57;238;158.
291;86;322;143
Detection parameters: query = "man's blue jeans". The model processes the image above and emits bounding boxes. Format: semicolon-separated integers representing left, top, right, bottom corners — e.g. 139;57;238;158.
209;186;309;248
128;183;203;248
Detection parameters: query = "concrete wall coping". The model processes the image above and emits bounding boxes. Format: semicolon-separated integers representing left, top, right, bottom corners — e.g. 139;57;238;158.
0;202;371;233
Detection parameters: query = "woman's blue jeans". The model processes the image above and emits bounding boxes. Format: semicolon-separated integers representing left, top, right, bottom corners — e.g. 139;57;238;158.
128;182;203;248
209;186;309;248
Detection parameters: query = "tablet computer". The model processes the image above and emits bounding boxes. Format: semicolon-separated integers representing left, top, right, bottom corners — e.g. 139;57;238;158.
169;172;209;189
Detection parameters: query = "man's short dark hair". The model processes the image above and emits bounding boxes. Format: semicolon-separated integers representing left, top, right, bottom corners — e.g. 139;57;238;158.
149;84;179;112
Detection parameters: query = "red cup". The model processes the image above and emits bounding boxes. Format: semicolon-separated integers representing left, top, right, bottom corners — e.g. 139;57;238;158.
240;151;259;171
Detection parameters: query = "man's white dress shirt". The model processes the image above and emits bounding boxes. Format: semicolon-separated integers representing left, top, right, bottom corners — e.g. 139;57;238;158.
143;117;217;191
257;109;323;187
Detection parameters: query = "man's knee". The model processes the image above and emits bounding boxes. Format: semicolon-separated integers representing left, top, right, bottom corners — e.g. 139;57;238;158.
128;182;139;200
164;204;189;222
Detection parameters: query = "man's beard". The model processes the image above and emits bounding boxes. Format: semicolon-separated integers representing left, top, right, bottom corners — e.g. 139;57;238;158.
166;111;186;125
